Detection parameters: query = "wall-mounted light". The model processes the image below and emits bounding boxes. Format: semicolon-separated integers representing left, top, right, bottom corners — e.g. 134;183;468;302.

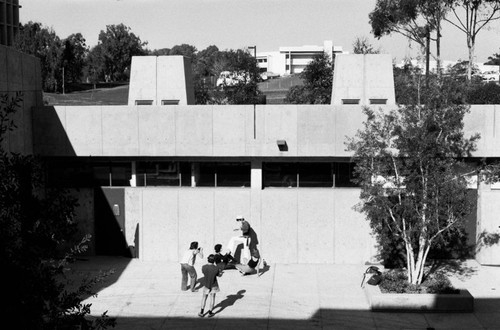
277;140;288;151
113;204;120;216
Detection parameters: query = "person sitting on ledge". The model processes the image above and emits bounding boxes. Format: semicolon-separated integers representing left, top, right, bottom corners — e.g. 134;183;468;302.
226;215;251;257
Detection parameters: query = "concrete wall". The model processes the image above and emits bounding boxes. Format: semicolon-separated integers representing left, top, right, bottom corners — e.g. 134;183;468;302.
33;104;500;158
476;183;500;265
0;44;43;154
127;55;195;106
331;54;396;106
118;187;377;264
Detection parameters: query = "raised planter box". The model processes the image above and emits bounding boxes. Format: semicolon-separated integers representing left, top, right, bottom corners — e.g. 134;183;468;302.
364;284;474;312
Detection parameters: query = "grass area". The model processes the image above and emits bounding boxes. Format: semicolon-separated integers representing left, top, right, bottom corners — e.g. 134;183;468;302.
43;75;300;106
44;85;129;106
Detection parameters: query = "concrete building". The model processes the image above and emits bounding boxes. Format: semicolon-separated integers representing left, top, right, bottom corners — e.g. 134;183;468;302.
0;0;19;46
256;40;347;76
2;48;499;266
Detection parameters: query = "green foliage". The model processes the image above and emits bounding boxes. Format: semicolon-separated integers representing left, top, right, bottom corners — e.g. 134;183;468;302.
380;269;458;294
285;52;333;104
0;94;115;329
352;36;380;54
347;88;479;284
62;33;89;84
89;24;148;82
14;21;63;92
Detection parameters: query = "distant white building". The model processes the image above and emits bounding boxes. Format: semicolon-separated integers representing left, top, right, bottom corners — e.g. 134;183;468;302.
396;59;500;82
256;40;348;77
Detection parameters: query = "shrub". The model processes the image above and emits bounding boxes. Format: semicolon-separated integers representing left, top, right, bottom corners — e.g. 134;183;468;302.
379;269;459;294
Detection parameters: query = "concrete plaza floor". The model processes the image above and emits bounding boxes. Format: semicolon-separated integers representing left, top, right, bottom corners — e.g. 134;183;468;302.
69;257;500;329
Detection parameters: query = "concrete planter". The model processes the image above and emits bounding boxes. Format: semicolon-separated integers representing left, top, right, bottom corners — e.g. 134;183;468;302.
364;284;474;312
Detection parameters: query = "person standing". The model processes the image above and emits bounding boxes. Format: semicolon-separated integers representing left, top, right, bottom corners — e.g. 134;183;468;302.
180;241;203;292
198;254;223;317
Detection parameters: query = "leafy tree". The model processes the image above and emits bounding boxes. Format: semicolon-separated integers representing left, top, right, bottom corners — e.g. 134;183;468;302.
444;0;500;80
92;24;148;81
369;0;448;78
346;91;479;285
285;52;333;104
0;93;115;329
14;21;63;92
352;36;380;54
62;33;88;85
149;48;171;56
169;43;197;59
208;48;262;104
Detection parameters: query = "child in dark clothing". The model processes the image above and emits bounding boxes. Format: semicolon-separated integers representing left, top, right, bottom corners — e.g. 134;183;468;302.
198;254;223;317
214;243;235;270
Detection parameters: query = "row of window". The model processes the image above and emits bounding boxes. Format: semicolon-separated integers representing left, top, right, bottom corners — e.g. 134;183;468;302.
46;160;357;188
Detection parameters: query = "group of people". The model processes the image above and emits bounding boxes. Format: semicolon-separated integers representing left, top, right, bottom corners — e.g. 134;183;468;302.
179;215;264;317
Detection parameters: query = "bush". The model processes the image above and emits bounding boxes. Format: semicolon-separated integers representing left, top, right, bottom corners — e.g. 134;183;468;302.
379;269;459;294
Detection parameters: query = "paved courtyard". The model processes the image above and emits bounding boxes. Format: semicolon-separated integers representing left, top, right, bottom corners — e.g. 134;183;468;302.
69;257;500;329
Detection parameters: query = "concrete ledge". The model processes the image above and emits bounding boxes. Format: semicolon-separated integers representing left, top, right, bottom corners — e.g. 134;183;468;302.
364;284;474;312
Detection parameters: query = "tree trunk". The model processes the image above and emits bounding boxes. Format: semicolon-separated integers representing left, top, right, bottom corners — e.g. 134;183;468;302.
467;41;475;81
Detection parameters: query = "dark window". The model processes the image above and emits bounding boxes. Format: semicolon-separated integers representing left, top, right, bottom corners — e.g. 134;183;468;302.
342;99;360;105
161;100;179;105
111;163;131;186
136;161;180;186
263;163;297;188
198;163;216;187
298;163;333;187
135;100;153;105
334;162;357;187
93;165;111;186
216;163;250;187
369;99;387;105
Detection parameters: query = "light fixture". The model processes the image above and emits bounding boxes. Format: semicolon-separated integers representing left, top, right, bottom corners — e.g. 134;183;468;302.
277;140;288;151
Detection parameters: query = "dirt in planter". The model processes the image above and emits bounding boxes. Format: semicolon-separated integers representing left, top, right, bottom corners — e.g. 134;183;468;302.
379;269;460;294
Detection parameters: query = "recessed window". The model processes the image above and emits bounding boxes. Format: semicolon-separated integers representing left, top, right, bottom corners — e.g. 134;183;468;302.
370;99;387;105
135;100;153;105
342;99;360;105
161;100;180;105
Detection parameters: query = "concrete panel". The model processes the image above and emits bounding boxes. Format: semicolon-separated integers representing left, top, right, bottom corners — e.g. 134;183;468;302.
182;56;195;105
213;106;248;156
72;188;95;256
476;189;500;265
332;55;364;105
297;105;335;156
33;106;72;156
6;47;23;91
175;105;213;155
261;189;298;263
332;54;395;106
0;45;7;91
124;188;142;257
364;54;396;105
128;56;157;106
213;189;252;252
178;189;214;261
141;188;179;261
334;105;366;156
157;56;193;105
333;188;376;263
8;93;24;153
246;104;265;156
261;105;298;156
464;105;495;157
21;54;38;91
65;106;103;156
102;106;139;156
137;106;176;155
21;90;36;154
297;189;335;263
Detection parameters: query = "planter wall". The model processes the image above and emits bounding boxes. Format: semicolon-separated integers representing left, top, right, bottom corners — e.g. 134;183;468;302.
364;284;474;312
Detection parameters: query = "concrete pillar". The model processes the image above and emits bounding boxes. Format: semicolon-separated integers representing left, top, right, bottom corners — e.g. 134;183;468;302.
476;178;500;265
129;161;137;187
250;160;263;255
191;163;199;187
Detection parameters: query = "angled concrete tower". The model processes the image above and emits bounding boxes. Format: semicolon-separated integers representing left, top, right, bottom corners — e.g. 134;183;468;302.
331;54;395;106
128;55;195;106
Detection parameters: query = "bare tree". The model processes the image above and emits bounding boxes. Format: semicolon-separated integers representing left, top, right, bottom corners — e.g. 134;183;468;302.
445;0;500;80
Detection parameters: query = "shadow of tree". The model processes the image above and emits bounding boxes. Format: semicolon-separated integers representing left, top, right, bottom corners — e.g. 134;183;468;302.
427;259;478;281
476;230;500;252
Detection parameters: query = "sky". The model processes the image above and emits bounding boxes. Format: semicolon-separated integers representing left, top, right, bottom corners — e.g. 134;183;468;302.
18;0;500;64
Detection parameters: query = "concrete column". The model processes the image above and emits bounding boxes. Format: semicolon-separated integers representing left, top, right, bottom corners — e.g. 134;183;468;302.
476;178;500;265
130;161;137;187
250;160;263;255
191;163;199;187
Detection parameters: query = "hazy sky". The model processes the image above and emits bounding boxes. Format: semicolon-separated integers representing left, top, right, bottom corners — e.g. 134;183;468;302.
19;0;500;63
